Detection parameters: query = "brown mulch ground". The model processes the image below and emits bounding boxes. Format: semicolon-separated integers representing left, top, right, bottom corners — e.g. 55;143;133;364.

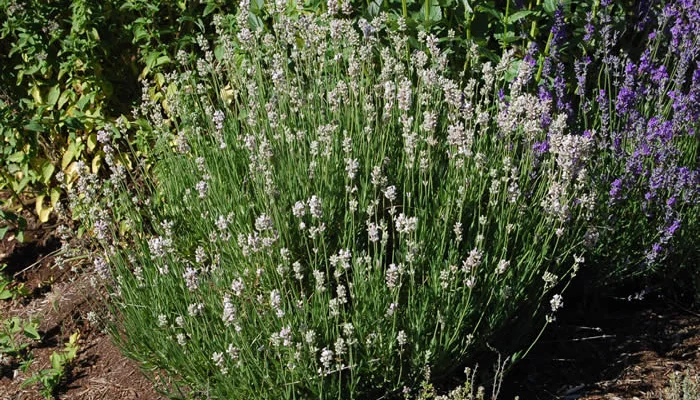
499;291;699;400
0;216;162;400
1;213;698;400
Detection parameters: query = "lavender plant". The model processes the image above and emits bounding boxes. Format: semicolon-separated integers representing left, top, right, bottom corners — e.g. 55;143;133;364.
558;0;699;288
78;5;592;399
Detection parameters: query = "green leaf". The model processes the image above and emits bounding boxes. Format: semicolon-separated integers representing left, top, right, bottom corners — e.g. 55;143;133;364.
40;162;55;183
0;226;9;240
493;31;518;43
507;10;535;24
250;0;264;13
477;4;503;20
57;89;72;109
10;317;22;333
214;44;224;61
13;175;31;193
203;2;217;16
63;117;84;130
543;0;556;13
46;85;60;107
76;95;90;110
368;0;382;17
249;14;264;31
87;133;97;152
155;55;170;68
51;351;64;370
23;121;44;132
7;151;25;163
462;0;473;14
23;322;40;341
132;26;148;43
50;188;60;206
543;0;570;14
421;1;442;22
511;350;523;364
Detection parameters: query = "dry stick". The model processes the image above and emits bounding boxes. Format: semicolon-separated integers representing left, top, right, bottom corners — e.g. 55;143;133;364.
567;334;616;342
12;248;63;278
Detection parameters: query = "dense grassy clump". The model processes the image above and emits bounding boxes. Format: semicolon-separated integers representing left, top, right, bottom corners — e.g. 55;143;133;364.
77;5;593;398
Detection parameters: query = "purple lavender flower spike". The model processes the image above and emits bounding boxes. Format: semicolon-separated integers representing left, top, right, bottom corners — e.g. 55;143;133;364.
610;178;623;200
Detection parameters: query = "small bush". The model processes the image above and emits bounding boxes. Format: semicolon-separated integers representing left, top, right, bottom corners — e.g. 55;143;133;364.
80;5;592;399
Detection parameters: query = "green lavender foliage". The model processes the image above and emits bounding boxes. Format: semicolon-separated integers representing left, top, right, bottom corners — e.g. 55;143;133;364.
78;6;592;398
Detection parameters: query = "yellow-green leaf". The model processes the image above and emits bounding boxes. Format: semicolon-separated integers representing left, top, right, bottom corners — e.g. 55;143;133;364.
119;219;131;236
50;187;61;206
57;89;72;109
220;84;234;106
31;86;42;104
61;144;76;170
91;152;103;174
87;133;97;152
8;151;25;163
46;85;60;107
35;194;52;223
40;162;55;183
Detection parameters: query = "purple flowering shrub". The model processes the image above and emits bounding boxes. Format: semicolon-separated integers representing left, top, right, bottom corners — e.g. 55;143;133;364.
536;0;699;290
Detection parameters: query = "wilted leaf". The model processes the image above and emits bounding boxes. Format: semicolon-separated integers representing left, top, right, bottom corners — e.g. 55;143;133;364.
155;73;165;88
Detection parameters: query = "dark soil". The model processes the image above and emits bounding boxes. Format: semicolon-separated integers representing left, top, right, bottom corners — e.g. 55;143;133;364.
499;292;699;400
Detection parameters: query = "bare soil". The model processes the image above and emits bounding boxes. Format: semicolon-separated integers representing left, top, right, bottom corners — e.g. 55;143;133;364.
1;213;697;400
500;292;700;399
0;215;162;400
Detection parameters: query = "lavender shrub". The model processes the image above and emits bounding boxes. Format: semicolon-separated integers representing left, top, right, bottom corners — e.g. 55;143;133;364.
566;0;699;288
78;5;592;399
